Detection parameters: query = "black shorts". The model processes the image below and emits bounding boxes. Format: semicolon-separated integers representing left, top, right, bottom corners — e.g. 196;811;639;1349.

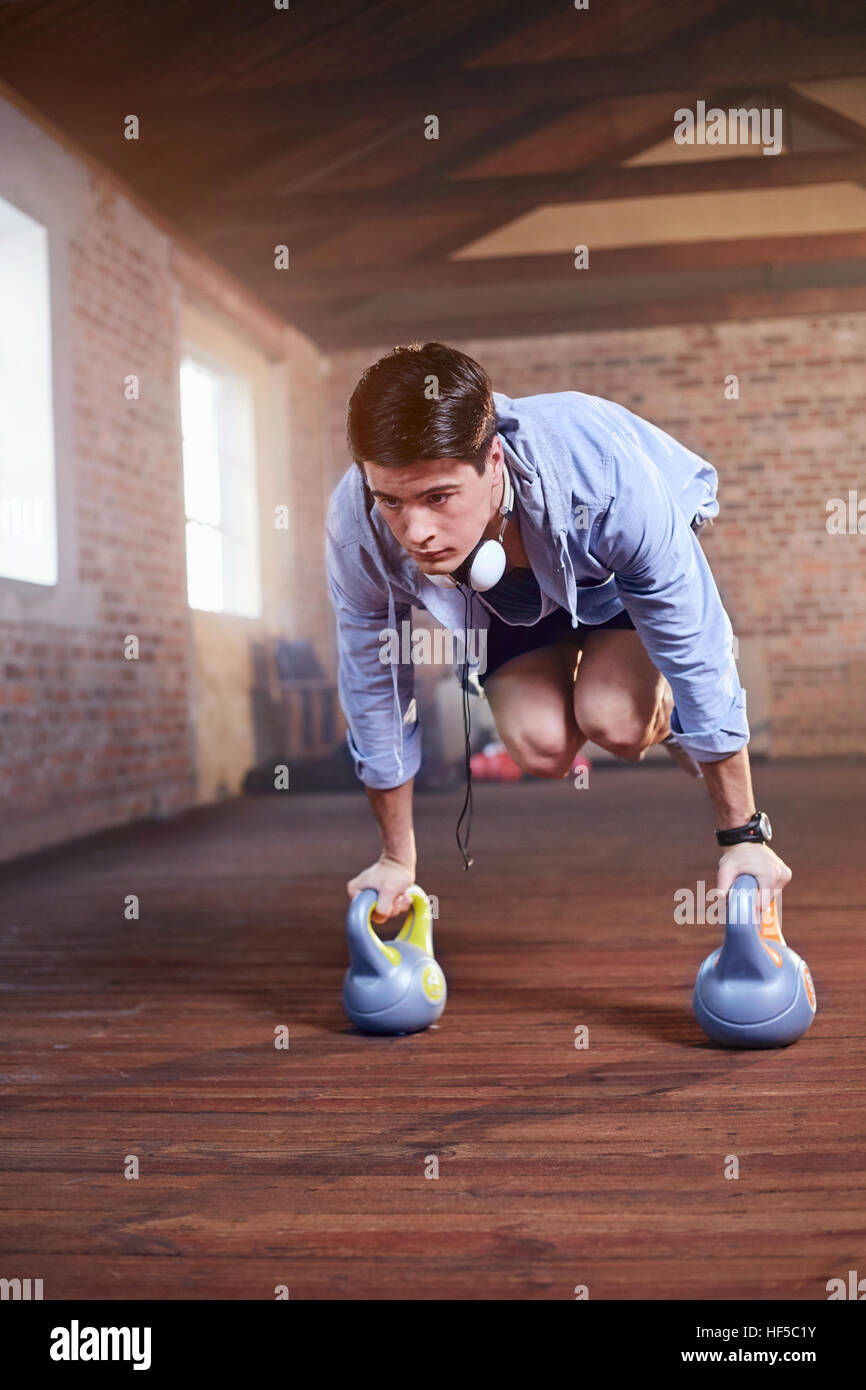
477;605;634;688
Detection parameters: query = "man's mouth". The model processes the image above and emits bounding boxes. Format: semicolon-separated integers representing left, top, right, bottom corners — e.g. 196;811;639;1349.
414;548;450;561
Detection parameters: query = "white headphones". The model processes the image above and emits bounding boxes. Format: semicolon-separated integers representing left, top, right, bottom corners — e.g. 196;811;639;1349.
426;463;515;592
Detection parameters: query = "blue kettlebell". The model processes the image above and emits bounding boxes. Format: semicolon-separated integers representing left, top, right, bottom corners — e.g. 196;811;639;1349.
693;873;817;1048
343;883;447;1035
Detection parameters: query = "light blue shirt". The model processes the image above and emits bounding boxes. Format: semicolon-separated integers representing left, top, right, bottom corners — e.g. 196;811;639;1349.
325;390;748;789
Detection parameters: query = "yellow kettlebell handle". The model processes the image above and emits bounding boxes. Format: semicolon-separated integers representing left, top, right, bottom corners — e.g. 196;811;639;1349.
362;883;434;966
394;883;435;956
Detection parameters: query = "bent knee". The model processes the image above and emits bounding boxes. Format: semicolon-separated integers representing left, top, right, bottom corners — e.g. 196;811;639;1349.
503;723;579;778
579;708;655;761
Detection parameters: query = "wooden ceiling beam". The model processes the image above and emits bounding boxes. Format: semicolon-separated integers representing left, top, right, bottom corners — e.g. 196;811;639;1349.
762;0;866;38
310;284;866;351
348;2;752;245
778;84;866;147
214;0;568;205
138;29;866;136
386;0;782;268
234;231;866;306
162;0;748;238
196;148;866;229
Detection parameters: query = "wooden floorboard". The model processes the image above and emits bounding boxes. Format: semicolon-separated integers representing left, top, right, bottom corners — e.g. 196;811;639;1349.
1;759;864;1299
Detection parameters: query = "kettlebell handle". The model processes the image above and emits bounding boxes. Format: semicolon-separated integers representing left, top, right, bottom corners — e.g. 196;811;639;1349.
727;873;784;938
728;873;760;926
394;884;435;955
346;883;435;978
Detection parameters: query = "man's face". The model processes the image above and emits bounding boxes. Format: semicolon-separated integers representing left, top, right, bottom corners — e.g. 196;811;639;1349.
363;443;501;573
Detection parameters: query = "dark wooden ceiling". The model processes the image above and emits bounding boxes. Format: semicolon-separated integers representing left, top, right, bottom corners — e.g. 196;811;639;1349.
1;0;866;349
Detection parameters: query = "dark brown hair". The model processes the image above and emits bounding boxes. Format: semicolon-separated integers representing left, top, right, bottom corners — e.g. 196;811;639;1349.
346;341;496;476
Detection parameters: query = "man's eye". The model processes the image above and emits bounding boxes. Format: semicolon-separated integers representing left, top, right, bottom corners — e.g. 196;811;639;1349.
379;494;448;509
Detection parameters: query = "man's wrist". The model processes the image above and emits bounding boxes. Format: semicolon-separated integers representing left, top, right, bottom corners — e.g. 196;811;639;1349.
699;747;757;836
715;809;772;847
380;847;416;874
715;806;757;832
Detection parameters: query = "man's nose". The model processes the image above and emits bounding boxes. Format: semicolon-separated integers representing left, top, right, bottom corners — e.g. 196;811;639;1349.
404;511;435;544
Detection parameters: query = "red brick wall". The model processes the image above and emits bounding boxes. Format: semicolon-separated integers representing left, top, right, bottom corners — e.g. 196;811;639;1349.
285;355;333;668
0;173;194;861
0;160;329;864
328;315;866;758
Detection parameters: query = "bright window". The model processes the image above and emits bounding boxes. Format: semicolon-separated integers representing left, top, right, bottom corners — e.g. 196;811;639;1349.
0;197;57;585
179;351;261;617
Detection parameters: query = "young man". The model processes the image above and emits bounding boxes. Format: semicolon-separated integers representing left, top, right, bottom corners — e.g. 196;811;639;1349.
325;342;791;925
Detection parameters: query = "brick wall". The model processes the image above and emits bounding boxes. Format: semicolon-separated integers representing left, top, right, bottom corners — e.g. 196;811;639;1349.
0;171;196;862
285;356;333;667
327;316;866;758
0;101;330;864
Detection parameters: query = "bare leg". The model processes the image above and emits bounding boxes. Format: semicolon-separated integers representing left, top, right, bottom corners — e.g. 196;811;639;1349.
572;628;672;762
482;638;586;778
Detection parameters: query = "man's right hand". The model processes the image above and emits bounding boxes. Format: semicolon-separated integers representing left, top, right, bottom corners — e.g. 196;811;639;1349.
347;854;417;924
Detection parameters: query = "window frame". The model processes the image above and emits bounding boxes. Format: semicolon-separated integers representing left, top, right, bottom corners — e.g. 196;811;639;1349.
179;342;262;620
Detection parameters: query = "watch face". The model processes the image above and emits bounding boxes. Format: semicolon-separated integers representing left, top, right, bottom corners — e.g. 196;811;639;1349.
758;811;772;841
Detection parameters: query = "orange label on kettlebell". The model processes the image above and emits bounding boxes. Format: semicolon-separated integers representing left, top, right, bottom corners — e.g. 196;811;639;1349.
760;893;784;943
803;965;816;1012
422;965;443;1002
759;893;785;966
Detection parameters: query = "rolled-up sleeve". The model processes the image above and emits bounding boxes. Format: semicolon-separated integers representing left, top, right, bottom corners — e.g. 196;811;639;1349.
325;528;421;789
589;436;749;763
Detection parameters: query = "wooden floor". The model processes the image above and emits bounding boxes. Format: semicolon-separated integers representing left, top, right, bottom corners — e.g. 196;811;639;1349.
1;758;864;1300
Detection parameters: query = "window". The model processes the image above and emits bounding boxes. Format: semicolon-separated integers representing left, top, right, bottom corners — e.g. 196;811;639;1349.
0;196;58;585
179;350;261;617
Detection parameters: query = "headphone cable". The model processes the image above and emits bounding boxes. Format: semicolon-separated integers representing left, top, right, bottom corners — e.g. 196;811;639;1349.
454;581;475;870
452;466;512;870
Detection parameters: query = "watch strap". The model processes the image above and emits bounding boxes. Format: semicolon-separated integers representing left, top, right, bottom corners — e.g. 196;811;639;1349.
716;811;769;847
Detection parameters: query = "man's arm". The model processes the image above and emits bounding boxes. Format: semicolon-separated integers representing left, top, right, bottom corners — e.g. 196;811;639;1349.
589;434;791;904
589;435;747;764
700;745;754;828
325;525;424;920
324;527;422;791
364;778;417;869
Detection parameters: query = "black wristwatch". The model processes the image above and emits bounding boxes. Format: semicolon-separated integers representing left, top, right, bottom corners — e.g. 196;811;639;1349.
716;810;772;847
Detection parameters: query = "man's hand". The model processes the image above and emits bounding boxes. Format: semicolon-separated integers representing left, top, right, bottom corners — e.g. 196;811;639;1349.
347;853;416;925
716;841;792;918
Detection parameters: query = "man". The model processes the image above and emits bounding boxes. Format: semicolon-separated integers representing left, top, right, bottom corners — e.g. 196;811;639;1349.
325;341;791;926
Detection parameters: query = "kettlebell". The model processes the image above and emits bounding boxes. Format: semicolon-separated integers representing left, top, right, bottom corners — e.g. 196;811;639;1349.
343;883;447;1035
693;873;817;1048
